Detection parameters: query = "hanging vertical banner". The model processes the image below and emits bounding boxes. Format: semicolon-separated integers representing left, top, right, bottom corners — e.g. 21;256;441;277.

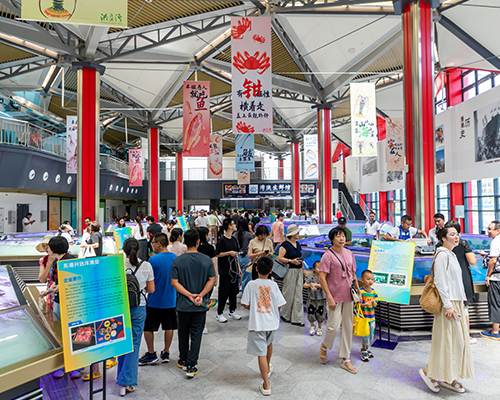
183;81;210;157
231;16;272;135
385;118;405;171
303;134;319;179
66;116;77;174
208;134;223;179
235;134;255;172
237;171;250;185
435;124;445;174
128;149;143;187
350;83;377;157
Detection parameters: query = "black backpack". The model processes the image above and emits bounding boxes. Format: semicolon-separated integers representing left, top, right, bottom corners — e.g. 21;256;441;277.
126;261;145;308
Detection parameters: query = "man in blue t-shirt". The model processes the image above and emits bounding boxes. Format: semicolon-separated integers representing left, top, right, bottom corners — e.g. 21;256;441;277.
139;233;178;366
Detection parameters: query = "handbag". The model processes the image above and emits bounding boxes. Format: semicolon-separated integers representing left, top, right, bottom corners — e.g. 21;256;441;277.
328;248;361;303
271;258;289;279
420;252;449;314
83;245;96;258
352;304;370;337
246;240;267;273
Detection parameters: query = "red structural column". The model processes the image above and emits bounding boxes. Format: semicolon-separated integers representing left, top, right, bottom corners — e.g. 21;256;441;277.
379;191;388;221
147;126;160;220
175;152;183;213
317;105;332;224
291;142;300;215
73;62;104;234
278;157;284;180
402;0;436;232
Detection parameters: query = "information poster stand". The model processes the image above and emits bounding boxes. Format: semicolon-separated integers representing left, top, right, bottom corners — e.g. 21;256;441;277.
372;301;397;350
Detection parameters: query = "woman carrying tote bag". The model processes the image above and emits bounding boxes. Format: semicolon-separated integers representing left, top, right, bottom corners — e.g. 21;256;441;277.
419;225;474;394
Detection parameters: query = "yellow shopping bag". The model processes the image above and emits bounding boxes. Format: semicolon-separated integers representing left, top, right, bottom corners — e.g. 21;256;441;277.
352;304;370;337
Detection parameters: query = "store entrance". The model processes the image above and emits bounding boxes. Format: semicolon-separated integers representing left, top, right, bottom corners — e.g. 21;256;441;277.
16;204;29;232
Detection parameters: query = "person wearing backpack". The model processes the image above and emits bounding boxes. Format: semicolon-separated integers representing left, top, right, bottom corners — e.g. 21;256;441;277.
116;238;155;397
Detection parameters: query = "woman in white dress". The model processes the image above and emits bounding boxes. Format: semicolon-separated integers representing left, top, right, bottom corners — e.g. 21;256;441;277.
132;216;148;261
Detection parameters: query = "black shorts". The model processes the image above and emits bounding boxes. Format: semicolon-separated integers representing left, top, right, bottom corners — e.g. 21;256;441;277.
144;306;178;332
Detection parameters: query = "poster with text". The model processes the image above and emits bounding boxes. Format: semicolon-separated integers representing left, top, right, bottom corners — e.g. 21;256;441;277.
128;149;142;187
21;0;127;28
113;227;132;251
237;171;250;185
367;241;415;305
208;134;223;179
66;116;77;174
303;134;318;179
231;16;272;135
58;254;133;371
350;83;377;157
183;81;210;157
435;124;445;174
235;134;255;172
385;118;404;171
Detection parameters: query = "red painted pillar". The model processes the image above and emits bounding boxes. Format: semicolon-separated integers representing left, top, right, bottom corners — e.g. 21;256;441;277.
402;0;436;232
379;191;388;222
291;141;300;215
147;126;160;220
73;62;104;233
176;152;183;214
278;157;284;181
317;105;332;224
377;116;386;140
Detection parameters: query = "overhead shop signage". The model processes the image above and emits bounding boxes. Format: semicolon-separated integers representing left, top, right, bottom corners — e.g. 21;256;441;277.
350;83;377;157
235;134;255;172
231;16;272;136
207;134;223;179
183;81;210;157
21;0;128;28
303;134;318;179
223;182;317;198
66;116;77;174
128;149;142;187
385;118;405;171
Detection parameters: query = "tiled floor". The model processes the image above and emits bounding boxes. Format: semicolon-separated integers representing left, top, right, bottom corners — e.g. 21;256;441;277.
49;300;500;400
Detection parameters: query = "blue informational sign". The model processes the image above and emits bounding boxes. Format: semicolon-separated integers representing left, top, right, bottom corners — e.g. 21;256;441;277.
235;134;255;172
113;227;132;251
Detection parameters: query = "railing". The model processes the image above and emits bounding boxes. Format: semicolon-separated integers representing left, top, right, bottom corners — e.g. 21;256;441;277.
99;154;129;177
338;191;355;221
160;166;297;182
358;195;371;219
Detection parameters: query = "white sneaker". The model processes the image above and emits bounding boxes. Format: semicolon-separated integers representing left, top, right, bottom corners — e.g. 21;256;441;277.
469;337;477;345
309;326;316;336
228;312;242;320
216;313;227;323
203;327;208;334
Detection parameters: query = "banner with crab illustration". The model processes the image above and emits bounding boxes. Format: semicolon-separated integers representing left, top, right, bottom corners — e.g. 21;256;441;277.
208;134;223;179
128;149;142;187
183;81;210;157
350;83;377;157
235;134;255;172
231;16;272;136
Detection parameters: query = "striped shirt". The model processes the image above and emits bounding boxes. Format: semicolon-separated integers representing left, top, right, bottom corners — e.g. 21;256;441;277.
360;287;378;322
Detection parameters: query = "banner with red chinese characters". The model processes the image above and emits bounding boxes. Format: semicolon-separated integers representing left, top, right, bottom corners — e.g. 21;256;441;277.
208;134;223;179
385;118;404;171
183;81;210;157
231;16;272;135
129;149;142;187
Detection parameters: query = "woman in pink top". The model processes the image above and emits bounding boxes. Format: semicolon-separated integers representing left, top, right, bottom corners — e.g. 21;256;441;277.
167;228;187;256
270;213;285;248
317;227;361;374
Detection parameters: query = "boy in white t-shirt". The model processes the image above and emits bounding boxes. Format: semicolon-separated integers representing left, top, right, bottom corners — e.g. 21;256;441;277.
242;257;286;396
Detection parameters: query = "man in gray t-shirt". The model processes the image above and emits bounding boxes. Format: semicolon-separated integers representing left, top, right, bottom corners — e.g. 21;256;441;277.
171;229;216;378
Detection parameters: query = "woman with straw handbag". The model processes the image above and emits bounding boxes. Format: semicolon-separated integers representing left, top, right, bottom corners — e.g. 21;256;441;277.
419;225;474;394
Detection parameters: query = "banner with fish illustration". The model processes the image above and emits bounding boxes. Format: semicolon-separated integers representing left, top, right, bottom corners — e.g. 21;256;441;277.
183;81;210;157
350;83;377;157
385;118;405;171
231;16;272;136
128;149;142;187
208;134;223;179
66;116;77;174
235;134;255;172
303;134;318;179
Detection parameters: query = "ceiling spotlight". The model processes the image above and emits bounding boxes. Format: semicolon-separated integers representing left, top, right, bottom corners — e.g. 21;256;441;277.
348;48;356;54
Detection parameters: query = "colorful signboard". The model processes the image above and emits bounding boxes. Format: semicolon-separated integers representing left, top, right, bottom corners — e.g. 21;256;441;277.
176;216;188;231
223;182;317;198
21;0;128;28
66;116;77;174
183;81;210;157
231;16;272;136
367;241;415;305
113;227;132;252
303;134;318;179
235;134;255;172
350;82;377;157
207;134;223;179
58;254;133;371
385;118;405;171
128;149;142;187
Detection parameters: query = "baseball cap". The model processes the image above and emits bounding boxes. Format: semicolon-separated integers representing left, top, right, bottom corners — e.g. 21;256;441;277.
338;217;347;224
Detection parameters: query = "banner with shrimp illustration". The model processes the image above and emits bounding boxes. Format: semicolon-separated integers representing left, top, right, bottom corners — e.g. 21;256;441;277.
350;83;377;157
128;149;142;187
231;16;272;136
303;134;319;179
183;81;210;157
66;116;77;174
385;118;405;171
207;134;223;179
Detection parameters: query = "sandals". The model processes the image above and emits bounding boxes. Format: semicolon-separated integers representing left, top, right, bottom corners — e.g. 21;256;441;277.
82;373;102;381
340;359;357;374
441;381;465;393
319;343;328;364
119;386;134;397
419;368;440;393
106;358;118;369
316;328;323;336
